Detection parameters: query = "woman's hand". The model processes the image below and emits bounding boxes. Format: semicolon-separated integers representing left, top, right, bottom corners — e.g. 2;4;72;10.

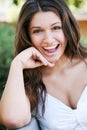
0;47;54;128
13;47;54;69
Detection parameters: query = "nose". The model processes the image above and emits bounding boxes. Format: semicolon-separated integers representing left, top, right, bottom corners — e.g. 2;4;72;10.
44;31;54;45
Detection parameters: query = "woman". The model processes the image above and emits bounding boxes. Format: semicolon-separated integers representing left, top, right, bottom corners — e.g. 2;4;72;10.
0;0;87;129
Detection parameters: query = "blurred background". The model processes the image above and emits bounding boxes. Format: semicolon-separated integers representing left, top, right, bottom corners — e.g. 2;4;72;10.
0;0;87;129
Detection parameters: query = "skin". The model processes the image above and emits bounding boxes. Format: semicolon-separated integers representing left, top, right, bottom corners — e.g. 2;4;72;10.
0;11;87;129
29;11;67;64
29;11;87;109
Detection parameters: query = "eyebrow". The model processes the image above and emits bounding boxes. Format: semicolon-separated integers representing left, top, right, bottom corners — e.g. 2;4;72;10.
31;22;62;29
31;26;41;29
51;22;62;26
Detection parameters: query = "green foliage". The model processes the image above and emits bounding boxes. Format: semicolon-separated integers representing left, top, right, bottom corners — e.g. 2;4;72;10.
0;24;15;99
65;0;83;8
13;0;19;5
13;0;25;6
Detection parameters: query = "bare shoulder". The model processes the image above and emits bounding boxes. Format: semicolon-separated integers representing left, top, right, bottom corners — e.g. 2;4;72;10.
72;57;87;81
70;57;87;71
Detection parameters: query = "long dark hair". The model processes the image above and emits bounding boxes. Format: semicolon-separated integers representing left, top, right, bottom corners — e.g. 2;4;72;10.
14;0;87;114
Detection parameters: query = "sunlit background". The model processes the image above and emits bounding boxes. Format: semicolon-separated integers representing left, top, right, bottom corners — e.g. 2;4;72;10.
0;0;25;22
0;0;87;22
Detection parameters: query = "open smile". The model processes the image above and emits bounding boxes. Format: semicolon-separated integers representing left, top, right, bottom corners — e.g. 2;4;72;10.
43;44;59;53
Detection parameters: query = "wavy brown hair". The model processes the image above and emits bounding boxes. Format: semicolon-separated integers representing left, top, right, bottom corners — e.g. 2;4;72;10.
14;0;87;114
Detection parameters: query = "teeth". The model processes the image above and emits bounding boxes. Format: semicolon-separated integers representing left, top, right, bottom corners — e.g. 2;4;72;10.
44;45;58;50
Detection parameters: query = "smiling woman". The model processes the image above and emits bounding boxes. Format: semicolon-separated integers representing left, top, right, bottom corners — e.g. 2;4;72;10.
0;0;87;130
29;11;67;63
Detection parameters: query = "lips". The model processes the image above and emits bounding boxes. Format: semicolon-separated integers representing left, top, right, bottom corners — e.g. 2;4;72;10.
43;44;59;53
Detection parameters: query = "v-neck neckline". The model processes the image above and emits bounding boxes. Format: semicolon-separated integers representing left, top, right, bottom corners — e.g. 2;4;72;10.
47;85;87;111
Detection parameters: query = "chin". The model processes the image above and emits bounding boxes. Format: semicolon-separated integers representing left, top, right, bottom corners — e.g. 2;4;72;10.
47;58;59;64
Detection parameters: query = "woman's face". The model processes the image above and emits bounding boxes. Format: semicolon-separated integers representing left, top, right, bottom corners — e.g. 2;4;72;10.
29;11;67;63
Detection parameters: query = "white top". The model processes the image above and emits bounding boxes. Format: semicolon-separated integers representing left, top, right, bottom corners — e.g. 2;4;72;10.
37;85;87;130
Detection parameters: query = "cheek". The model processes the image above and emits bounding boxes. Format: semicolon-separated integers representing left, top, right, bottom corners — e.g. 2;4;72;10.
60;32;67;45
30;36;41;47
31;37;39;47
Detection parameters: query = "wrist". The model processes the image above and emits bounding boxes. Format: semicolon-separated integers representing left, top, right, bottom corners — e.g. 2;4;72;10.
11;58;24;71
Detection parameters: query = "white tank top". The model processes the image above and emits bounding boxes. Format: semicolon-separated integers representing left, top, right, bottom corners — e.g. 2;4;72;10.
37;86;87;130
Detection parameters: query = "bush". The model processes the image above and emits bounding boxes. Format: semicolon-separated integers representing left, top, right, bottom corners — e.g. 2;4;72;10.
0;23;15;130
0;23;15;98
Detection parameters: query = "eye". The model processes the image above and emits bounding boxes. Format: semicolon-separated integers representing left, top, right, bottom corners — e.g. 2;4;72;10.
33;29;42;34
53;26;62;30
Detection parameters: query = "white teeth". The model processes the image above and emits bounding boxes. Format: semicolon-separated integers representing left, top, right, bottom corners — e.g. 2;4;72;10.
44;45;58;50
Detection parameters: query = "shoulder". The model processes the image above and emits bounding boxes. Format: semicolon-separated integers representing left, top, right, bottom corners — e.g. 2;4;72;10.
70;57;87;70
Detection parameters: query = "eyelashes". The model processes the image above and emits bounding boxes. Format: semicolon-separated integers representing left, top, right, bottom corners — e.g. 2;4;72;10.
32;26;62;34
33;29;42;34
53;26;62;30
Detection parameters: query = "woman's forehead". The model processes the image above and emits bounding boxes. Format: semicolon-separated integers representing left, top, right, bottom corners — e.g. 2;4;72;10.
30;11;61;26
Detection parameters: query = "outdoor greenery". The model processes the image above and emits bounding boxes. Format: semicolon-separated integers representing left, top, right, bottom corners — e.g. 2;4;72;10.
0;23;15;130
0;24;15;98
13;0;25;5
65;0;84;7
13;0;84;8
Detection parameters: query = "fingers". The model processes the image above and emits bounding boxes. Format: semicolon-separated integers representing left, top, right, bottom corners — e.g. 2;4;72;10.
14;47;55;69
32;48;55;67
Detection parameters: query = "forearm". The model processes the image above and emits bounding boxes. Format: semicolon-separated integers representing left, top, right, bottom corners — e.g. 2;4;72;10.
0;47;53;128
0;60;31;128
